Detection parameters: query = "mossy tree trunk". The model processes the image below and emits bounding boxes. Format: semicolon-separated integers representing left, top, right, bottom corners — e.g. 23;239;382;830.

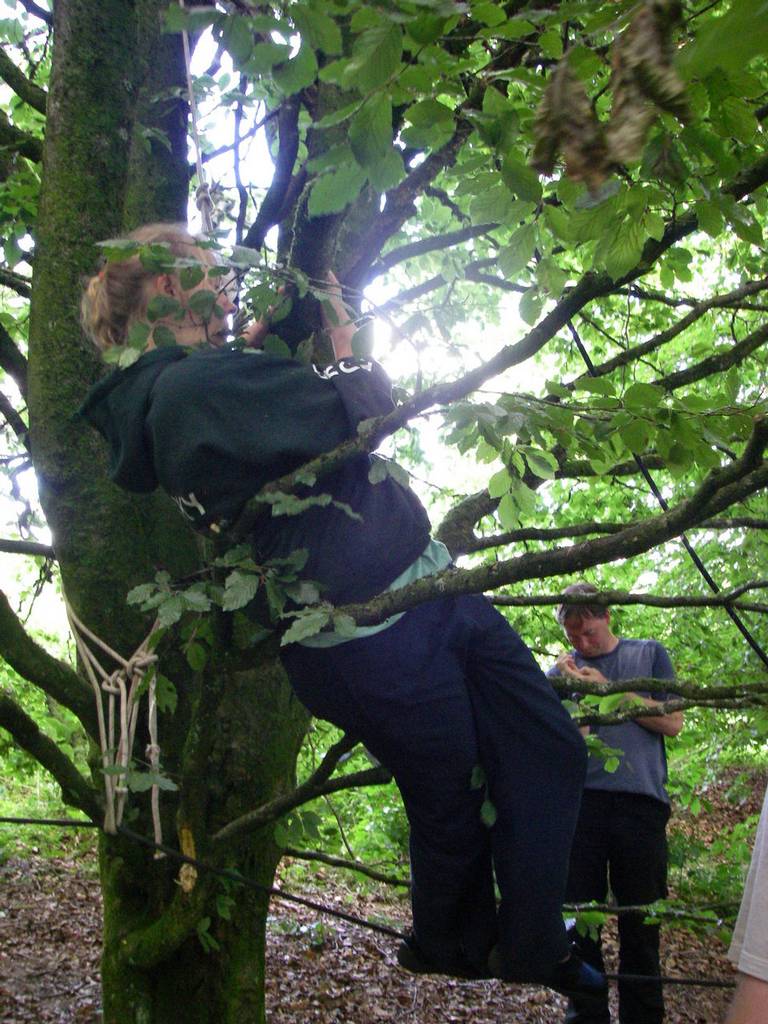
26;3;308;1020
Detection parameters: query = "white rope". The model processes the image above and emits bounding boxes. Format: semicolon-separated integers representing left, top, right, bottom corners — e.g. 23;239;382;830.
180;0;215;237
65;597;163;851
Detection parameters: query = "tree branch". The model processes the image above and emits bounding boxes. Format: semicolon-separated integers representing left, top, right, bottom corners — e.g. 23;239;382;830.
242;95;300;250
0;590;97;734
549;674;768;703
0;391;28;447
17;0;52;25
0;305;28;399
0;108;42;161
282;846;409;887
653;322;768;393
0;46;47;113
369;224;498;279
344;120;475;289
572;278;768;384
0;537;54;557
576;694;766;726
213;733;392;844
492;581;768;615
334;417;768;625
0;267;32;298
460;517;768;554
232;153;768;537
0;690;100;819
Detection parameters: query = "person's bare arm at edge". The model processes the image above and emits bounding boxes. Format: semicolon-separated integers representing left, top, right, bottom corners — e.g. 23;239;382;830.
725;973;768;1024
322;270;356;360
558;660;684;738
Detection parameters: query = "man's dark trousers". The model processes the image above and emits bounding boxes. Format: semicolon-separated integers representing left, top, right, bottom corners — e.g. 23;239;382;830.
565;789;670;1023
283;594;588;977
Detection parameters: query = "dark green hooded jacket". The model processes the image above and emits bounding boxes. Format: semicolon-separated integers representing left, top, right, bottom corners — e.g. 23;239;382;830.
80;346;431;604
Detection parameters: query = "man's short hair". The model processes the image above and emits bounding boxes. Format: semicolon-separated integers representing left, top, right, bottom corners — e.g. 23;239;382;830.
555;582;609;626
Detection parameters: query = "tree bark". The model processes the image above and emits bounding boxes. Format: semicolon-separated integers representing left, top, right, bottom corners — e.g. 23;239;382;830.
24;4;309;1020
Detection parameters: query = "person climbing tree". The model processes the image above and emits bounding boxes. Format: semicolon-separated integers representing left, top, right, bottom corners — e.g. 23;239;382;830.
79;221;606;1004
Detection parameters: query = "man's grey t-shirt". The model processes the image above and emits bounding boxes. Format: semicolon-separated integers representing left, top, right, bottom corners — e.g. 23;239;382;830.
548;639;676;805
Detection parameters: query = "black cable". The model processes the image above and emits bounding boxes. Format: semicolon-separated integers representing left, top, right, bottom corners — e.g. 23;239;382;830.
566;320;768;670
0;815;738;989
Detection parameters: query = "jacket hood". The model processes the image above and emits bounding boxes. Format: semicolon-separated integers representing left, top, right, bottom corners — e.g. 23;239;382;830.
78;347;188;492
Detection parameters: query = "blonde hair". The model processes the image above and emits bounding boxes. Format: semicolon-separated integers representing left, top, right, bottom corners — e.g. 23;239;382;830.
81;223;200;351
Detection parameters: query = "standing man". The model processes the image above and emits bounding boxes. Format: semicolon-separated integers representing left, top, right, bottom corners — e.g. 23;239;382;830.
549;582;683;1024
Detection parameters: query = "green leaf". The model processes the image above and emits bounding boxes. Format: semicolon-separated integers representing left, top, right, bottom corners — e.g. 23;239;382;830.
643;212;665;243
281;608;332;646
345;21;402;93
538;29;563;59
713;96;757;144
126;321;151;350
308;163;368;216
522;448;558;480
695;200;724;239
536;257;568;297
157;595;184;628
497;492;521;529
543;204;575;244
518;287;543;326
407;13;447;44
221;16;253;66
187;289;217;318
180;265;206;290
146;295;183;322
186;642;208;672
500;156;542;203
473;2;506;27
470;765;487;789
368;147;406;191
624;382;665;411
313;101;361;130
480;797;498;827
469;183;513;225
292;5;342;55
349;94;392;168
273;43;318;96
545;379;570;398
488;467;512;498
497;223;536;279
572;377;616;397
618;419;651;453
222;570;261;612
151;324;177;348
165;5;218;33
680;0;768;78
262;334;292;358
155;674;178;715
407;98;454;128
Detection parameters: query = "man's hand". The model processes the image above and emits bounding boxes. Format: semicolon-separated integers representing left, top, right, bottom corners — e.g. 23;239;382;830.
321;271;356;360
556;654;607;685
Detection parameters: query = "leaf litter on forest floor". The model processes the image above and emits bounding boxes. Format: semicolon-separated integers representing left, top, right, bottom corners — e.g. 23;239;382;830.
3;773;764;1023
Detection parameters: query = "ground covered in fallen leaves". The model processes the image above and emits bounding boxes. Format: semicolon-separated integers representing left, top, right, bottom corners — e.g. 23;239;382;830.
1;771;764;1023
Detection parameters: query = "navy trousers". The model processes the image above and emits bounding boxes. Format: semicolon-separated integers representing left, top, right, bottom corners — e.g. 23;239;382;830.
564;790;670;1024
282;594;587;976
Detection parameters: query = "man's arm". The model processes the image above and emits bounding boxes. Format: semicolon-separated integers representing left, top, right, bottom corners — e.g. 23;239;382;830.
562;644;683;737
631;641;683;737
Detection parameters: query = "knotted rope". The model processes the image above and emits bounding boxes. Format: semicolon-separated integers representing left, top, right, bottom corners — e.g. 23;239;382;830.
64;597;164;854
